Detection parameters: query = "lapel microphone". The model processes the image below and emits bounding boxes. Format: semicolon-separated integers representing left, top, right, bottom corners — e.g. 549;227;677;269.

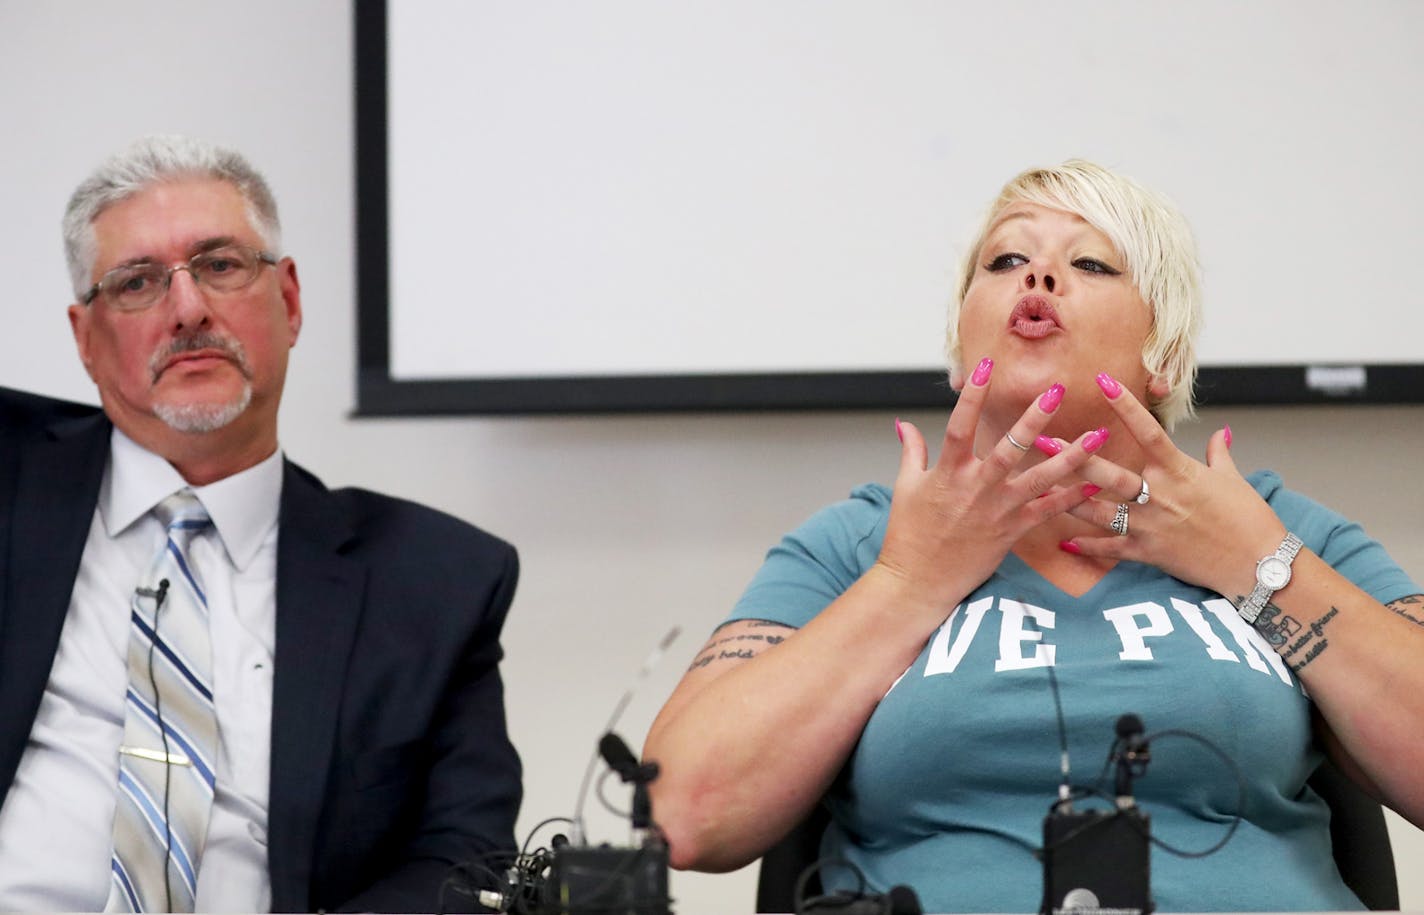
135;578;171;609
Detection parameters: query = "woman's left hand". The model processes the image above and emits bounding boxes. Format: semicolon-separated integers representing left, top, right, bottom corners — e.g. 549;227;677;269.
1056;373;1286;598
1064;374;1424;829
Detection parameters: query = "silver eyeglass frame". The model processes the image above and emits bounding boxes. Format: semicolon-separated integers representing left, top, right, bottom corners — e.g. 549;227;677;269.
81;245;278;310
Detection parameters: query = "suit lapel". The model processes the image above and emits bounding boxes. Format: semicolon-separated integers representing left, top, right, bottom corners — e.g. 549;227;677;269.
0;412;109;798
267;461;365;910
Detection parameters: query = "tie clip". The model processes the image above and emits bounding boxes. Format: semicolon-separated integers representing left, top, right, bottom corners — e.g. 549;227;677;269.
119;745;192;766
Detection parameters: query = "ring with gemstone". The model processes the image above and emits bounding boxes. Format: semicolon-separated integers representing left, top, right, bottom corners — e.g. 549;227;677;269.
1110;503;1130;536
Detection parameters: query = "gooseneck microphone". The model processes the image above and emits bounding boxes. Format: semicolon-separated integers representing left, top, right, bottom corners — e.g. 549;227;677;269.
570;626;680;845
464;629;681;914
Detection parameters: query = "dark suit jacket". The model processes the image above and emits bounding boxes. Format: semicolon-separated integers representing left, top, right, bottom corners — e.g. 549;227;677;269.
0;386;522;912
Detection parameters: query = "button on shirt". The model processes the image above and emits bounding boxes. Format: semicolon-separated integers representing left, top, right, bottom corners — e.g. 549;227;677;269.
0;428;281;912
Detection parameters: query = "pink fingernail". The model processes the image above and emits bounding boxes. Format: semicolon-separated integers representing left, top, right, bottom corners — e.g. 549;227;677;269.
1095;373;1122;399
1223;424;1233;448
971;357;993;386
895;417;903;443
1082;483;1102;498
1034;435;1062;456
1038;383;1065;413
1082;427;1110;452
1059;540;1082;555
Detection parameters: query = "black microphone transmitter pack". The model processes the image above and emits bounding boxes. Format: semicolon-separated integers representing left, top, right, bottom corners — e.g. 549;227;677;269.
1041;804;1152;915
546;842;671;915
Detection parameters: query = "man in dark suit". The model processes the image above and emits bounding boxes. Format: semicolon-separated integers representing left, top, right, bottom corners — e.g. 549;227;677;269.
0;137;520;912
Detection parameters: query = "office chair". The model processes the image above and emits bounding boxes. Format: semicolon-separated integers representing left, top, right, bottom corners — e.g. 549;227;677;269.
755;758;1398;912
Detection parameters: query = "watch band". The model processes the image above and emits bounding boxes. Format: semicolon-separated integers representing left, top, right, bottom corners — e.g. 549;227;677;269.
1237;532;1304;624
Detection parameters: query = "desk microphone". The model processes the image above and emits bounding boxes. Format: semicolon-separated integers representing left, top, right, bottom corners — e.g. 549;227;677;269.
571;626;680;845
473;629;680;915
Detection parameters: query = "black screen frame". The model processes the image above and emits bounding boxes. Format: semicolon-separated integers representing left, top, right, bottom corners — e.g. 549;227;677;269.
353;1;1424;417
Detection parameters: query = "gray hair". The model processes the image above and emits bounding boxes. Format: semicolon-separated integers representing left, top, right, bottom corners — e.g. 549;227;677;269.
947;160;1202;431
63;135;282;298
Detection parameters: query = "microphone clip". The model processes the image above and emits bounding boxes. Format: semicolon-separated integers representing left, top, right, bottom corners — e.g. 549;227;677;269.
1113;714;1152;804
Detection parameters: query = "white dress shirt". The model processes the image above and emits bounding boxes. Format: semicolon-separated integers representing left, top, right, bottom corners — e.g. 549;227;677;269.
0;428;282;912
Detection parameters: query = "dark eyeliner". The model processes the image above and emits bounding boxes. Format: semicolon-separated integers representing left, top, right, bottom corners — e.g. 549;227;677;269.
986;252;1027;272
1074;257;1120;276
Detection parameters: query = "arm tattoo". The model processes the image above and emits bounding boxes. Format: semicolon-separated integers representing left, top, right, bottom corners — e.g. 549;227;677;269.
686;625;791;671
1250;598;1339;673
1387;594;1424;627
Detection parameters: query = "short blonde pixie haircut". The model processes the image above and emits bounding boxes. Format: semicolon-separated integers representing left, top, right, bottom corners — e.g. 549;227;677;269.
946;160;1202;431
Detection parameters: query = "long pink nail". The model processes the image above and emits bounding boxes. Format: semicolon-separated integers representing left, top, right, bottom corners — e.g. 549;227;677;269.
971;357;993;386
1095;373;1122;399
1038;383;1065;413
1059;540;1082;555
895;417;903;442
1081;483;1102;498
1034;435;1062;456
1223;424;1233;448
1082;427;1110;452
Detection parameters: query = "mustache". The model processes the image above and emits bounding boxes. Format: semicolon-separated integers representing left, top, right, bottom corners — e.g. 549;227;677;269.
149;331;252;382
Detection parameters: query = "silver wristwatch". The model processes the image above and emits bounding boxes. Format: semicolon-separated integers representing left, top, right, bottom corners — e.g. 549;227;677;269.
1237;532;1304;624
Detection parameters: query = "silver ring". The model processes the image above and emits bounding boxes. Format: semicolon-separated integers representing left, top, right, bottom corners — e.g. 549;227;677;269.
1004;431;1032;452
1135;477;1151;505
1110;503;1130;536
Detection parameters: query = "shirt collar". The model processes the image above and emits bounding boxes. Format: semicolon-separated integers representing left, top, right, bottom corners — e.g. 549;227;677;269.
101;427;284;572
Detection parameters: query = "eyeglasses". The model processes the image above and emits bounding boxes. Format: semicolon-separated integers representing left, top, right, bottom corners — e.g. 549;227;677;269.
83;244;278;311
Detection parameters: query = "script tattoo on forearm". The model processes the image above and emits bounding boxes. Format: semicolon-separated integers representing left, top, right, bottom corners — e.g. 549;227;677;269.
686;627;790;671
1251;599;1339;673
1387;594;1424;627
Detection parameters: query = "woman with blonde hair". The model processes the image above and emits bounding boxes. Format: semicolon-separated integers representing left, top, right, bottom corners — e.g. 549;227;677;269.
644;161;1423;911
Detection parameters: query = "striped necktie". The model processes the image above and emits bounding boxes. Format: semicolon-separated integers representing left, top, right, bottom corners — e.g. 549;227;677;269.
106;490;218;912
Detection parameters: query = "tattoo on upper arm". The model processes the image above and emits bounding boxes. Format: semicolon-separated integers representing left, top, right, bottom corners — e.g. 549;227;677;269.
1387;594;1424;627
1249;599;1339;673
685;625;791;672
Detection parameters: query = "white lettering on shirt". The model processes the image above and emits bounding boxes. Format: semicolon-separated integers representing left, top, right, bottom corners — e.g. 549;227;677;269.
1102;601;1174;660
924;597;993;676
1171;597;1240;662
916;594;1296;690
995;599;1056;671
1203;597;1296;686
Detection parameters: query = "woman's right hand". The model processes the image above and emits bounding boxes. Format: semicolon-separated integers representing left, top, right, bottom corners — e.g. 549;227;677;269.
643;358;1108;873
878;357;1106;611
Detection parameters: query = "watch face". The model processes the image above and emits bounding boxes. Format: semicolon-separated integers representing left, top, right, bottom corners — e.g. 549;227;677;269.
1259;556;1291;590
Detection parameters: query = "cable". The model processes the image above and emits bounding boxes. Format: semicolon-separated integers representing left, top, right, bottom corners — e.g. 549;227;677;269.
1045;726;1246;860
522;816;576;857
1137;728;1247;859
437;855;509;914
595;769;630;821
1044;662;1072;805
793;856;867;914
140;578;176;913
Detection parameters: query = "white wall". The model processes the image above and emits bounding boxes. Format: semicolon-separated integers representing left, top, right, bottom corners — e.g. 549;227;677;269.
1;4;1419;913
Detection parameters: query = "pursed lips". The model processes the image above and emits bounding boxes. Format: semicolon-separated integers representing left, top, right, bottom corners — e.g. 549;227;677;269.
1008;294;1064;339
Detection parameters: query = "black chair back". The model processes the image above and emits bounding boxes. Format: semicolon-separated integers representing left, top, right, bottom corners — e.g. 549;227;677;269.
755;759;1398;912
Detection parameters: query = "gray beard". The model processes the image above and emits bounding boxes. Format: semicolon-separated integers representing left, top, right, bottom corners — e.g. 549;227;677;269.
153;383;253;433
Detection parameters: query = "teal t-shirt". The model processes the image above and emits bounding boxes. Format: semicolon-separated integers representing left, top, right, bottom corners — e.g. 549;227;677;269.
727;472;1418;913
